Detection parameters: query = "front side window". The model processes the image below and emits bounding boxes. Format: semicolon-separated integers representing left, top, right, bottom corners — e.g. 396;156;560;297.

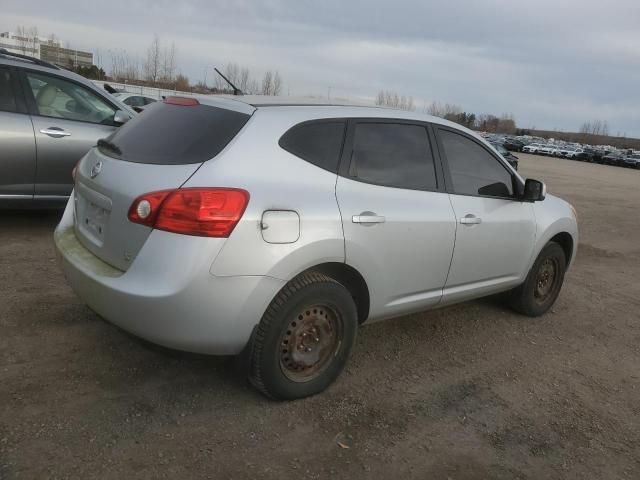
439;129;514;198
25;72;117;125
0;68;17;113
349;123;437;190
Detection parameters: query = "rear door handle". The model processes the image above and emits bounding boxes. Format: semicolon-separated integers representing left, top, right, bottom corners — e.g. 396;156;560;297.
460;214;482;225
352;213;386;224
40;127;71;138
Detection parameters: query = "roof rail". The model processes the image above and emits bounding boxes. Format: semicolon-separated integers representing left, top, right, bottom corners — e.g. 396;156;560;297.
0;48;60;69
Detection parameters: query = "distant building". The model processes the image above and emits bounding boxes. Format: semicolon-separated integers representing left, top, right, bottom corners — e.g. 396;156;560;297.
0;31;93;68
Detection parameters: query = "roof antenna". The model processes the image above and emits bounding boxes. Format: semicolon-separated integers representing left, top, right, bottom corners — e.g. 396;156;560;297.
214;67;243;96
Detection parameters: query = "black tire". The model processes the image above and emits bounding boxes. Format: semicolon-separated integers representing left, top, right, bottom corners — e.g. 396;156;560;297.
247;271;357;400
509;242;566;317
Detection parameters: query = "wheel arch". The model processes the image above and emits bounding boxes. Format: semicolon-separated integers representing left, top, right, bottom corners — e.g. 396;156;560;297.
549;231;574;267
299;262;370;324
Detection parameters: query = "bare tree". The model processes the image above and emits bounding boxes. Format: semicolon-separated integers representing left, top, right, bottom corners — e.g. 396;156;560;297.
261;71;273;95
225;63;240;86
27;26;38;56
109;49;141;82
579;119;610;138
161;41;176;83
144;34;161;85
374;90;415;110
272;71;282;96
425;101;461;118
15;26;29;54
239;67;250;92
248;78;260;95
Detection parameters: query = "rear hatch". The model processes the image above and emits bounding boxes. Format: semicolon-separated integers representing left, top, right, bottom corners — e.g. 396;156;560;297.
73;98;253;271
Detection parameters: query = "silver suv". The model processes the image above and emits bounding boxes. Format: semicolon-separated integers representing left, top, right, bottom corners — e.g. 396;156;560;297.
55;95;578;400
0;49;133;208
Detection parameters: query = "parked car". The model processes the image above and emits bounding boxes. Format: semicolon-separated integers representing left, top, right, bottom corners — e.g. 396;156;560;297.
567;148;595;162
557;146;580;158
0;49;135;208
602;151;626;166
490;141;519;170
591;149;609;164
113;92;158;113
503;138;525;152
623;154;640;169
54;96;578;400
522;143;545;154
539;144;557;156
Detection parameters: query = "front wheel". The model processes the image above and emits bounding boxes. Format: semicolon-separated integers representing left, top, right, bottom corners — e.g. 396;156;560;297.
509;242;567;317
247;272;357;400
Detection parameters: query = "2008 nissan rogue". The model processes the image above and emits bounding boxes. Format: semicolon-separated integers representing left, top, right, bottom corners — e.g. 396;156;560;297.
54;95;578;400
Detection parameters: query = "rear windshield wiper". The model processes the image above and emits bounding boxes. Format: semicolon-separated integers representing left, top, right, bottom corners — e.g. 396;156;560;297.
97;138;122;157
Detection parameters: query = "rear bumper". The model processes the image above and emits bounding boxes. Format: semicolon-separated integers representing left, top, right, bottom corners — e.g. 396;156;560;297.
54;200;285;355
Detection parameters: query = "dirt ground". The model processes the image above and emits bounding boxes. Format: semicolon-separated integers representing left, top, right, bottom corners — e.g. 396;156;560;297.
1;154;639;479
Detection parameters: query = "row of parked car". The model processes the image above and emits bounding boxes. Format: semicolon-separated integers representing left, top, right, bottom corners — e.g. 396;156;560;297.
483;134;640;169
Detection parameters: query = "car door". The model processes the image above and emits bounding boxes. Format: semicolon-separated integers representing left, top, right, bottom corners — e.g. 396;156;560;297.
335;120;457;321
434;127;536;304
20;69;121;199
0;66;36;198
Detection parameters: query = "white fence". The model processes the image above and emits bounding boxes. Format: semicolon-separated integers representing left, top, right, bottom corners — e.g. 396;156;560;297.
91;80;201;99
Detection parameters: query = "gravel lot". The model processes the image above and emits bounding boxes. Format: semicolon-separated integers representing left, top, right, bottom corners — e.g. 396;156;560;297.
1;153;639;479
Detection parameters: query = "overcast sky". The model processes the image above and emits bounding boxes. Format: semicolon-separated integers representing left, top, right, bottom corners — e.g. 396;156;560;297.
4;0;640;136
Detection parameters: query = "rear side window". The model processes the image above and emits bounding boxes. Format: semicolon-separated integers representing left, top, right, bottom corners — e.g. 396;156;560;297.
0;68;17;113
348;123;437;190
100;101;251;164
279;121;346;173
438;129;514;198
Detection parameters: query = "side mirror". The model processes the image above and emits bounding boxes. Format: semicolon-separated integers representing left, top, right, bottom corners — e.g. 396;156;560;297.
113;110;131;126
523;178;546;202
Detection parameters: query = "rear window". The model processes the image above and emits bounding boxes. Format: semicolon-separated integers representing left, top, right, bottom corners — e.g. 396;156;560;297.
99;101;251;164
279;120;346;173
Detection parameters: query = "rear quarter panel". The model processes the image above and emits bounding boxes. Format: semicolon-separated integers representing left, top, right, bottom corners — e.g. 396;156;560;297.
182;108;346;280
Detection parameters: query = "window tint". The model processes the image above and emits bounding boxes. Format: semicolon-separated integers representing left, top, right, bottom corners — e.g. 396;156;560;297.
143;97;157;105
439;130;514;198
25;72;117;125
100;101;250;165
0;68;17;112
349;123;437;190
279;121;346;173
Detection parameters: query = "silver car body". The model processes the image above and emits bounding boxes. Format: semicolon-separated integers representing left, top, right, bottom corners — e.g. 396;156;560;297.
54;96;578;355
0;53;134;205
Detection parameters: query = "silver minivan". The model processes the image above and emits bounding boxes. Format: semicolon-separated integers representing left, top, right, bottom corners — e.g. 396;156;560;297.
55;95;578;400
0;49;133;208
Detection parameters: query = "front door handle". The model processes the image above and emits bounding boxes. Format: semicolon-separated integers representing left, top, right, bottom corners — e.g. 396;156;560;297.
460;214;482;225
40;127;71;138
352;213;386;224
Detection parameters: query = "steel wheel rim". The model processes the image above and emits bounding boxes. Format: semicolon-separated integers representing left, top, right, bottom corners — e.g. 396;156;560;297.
279;304;343;382
534;257;559;303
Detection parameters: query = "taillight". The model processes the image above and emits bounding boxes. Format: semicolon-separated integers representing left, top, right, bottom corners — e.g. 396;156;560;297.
128;188;249;237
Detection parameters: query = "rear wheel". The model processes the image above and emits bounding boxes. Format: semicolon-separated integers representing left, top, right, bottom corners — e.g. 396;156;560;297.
510;242;566;317
247;272;357;400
